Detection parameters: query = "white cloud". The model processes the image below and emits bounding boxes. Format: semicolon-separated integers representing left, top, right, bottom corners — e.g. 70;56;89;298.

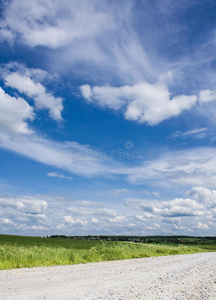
136;213;154;220
168;128;207;139
0;218;15;225
0;195;48;214
0;0;160;84
71;200;103;208
195;222;209;230
146;224;160;231
2;124;216;189
187;186;216;207
91;218;99;224
123;185;216;234
141;191;160;197
0;131;114;177
63;216;87;226
0;0;113;49
107;216;126;223
31;225;47;231
67;206;117;217
47;172;73;180
152;192;160;197
119;147;216;189
0;190;215;236
80;82;197;125
199;90;216;103
0;87;34;134
80;85;93;101
109;188;129;195
4;72;63;121
1;61;53;82
125;197;205;218
1;0;215;96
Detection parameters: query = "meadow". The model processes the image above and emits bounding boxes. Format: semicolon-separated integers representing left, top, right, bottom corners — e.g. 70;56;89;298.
0;234;215;270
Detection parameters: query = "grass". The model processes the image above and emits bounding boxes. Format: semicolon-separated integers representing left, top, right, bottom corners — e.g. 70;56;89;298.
0;234;100;249
0;234;213;270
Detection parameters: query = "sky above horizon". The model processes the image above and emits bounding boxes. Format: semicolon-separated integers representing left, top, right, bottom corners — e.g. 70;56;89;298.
1;0;216;236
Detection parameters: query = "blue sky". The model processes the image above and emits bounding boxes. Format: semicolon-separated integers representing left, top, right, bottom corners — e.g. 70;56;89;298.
1;0;216;236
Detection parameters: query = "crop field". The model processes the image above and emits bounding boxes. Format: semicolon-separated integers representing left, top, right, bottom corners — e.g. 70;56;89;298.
0;234;100;249
0;234;215;270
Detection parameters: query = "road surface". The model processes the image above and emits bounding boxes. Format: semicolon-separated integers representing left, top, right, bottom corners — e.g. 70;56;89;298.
0;252;216;299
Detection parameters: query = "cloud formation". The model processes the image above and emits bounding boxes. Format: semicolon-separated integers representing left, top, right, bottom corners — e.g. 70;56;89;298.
109;189;129;195
168;128;208;139
4;72;63;121
0;195;48;214
0;87;34;134
125;197;205;218
124;186;216;233
47;172;73;180
199;90;216;103
81;82;197;125
0;0;113;49
0;131;115;177
0;188;215;236
122;147;216;188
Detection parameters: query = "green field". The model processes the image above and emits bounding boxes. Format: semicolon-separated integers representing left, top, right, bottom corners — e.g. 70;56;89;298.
0;234;100;249
0;234;215;270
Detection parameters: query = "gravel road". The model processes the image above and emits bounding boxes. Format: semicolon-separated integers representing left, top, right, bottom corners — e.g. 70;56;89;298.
0;252;216;300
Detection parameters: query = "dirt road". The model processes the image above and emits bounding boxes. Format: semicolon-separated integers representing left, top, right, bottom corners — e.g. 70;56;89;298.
0;252;216;299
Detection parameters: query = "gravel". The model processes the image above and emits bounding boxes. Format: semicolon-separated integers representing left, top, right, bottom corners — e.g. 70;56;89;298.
0;252;216;299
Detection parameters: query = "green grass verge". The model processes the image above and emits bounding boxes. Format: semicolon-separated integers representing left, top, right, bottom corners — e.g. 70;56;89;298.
0;238;210;270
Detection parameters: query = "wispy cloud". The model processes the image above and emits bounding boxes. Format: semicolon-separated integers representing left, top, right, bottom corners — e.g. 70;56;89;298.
47;172;73;180
115;147;216;189
109;189;129;195
0;131;116;177
168;128;208;139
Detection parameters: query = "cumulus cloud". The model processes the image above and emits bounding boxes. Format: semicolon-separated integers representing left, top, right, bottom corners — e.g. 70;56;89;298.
4;72;63;121
187;186;216;207
0;195;48;214
1;189;215;236
0;87;34;134
91;217;99;225
80;82;197;125
125;197;205;218
107;216;126;223
63;216;87;226
195;222;209;230
123;186;216;234
1;61;53;82
0;218;15;225
47;172;73;180
136;212;154;220
199;90;216;103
